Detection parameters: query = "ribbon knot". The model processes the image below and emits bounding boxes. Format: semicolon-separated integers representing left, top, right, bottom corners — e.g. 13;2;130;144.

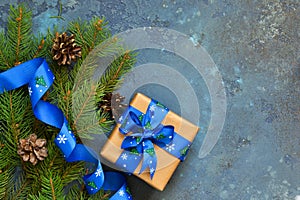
119;101;174;178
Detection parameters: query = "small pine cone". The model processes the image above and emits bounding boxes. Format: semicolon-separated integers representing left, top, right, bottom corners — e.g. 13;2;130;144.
111;93;127;119
52;32;82;66
111;93;127;109
17;134;48;165
99;92;112;113
98;93;127;120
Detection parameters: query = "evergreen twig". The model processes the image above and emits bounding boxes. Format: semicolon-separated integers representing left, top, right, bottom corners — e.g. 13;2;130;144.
0;4;136;199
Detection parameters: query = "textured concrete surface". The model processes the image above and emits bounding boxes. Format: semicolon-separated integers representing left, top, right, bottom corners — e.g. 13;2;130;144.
0;0;299;199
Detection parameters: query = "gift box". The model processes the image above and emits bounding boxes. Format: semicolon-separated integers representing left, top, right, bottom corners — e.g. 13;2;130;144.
100;93;199;191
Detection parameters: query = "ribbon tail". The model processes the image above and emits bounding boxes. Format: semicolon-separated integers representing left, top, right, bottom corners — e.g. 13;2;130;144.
139;140;157;179
103;172;132;200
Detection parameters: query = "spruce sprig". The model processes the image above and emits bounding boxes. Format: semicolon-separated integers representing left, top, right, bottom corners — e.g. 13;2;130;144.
0;4;85;199
6;4;34;65
0;4;136;199
0;4;38;199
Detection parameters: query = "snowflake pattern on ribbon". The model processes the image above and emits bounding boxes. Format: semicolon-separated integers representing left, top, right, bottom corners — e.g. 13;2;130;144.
150;168;155;174
95;169;102;177
118;189;125;197
149;104;156;112
28;87;32;96
121;153;128;160
57;134;68;144
166;143;175;152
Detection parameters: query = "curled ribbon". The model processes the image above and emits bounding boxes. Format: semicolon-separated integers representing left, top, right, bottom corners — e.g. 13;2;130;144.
0;58;132;199
118;100;175;179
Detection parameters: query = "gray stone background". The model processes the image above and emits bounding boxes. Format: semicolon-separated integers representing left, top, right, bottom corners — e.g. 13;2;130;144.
0;0;299;199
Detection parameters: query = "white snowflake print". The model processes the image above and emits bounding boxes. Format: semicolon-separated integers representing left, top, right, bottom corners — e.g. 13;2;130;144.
118;115;124;122
95;168;102;177
28;87;32;96
149;105;156;112
150;168;155;174
57;134;68;144
121;153;128;160
118;189;125;197
166;143;175;152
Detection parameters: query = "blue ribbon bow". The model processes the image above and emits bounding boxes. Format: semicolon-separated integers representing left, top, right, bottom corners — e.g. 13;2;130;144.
0;58;132;199
119;100;175;179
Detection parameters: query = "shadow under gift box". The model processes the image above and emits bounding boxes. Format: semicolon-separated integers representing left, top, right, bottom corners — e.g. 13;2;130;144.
100;93;199;191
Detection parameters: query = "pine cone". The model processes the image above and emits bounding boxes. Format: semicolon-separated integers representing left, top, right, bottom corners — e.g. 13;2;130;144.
17;134;48;165
111;93;127;117
99;92;113;113
52;32;82;66
99;92;127;119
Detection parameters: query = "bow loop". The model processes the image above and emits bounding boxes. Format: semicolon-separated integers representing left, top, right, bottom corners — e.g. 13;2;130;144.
152;125;174;146
121;135;143;149
129;111;143;126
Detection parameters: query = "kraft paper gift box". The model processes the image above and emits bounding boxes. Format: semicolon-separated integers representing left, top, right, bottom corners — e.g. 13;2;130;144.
101;93;199;191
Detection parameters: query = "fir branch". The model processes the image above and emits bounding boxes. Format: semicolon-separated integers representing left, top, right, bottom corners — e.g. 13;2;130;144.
0;31;10;71
70;20;89;52
37;172;65;200
15;6;22;64
33;38;45;58
50;177;56;200
68;16;110;67
72;36;120;93
11;172;32;200
88;190;110;200
0;4;136;199
0;162;8;198
72;82;111;139
6;4;35;65
47;65;74;122
72;83;97;130
104;51;133;87
68;17;110;53
72;38;136;138
96;51;137;101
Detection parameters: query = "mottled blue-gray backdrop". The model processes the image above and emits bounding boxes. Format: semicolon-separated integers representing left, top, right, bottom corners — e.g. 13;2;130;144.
0;0;299;199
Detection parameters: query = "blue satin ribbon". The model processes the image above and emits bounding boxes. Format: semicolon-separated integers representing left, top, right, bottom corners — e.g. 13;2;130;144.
116;99;192;179
0;58;132;199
